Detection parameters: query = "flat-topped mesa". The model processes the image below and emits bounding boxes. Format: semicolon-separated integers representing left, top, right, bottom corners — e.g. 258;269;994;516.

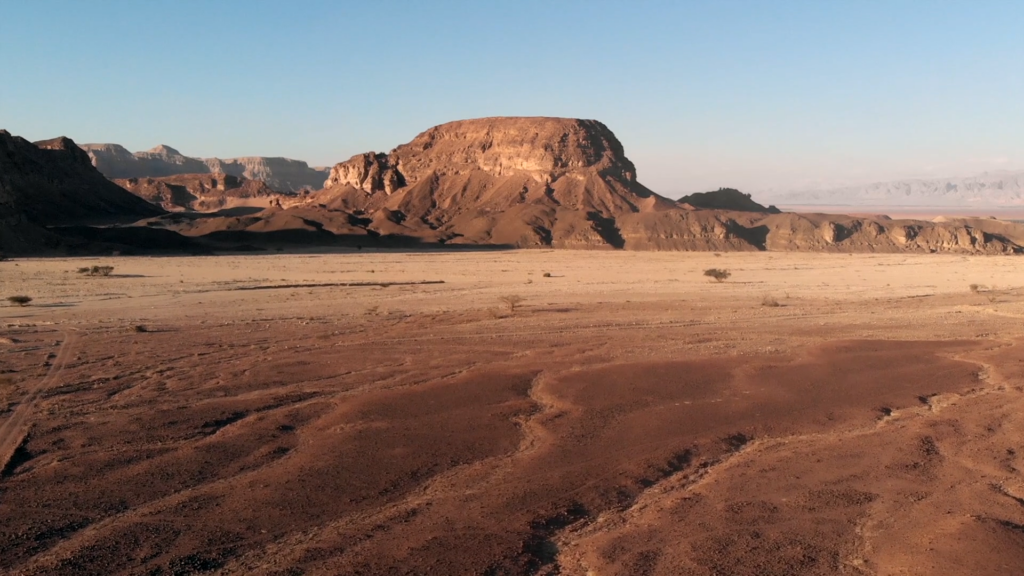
324;117;649;208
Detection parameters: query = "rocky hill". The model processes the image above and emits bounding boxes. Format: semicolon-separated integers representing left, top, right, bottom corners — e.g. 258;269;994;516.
678;188;781;212
115;173;291;212
1;130;165;253
765;171;1024;208
305;116;680;247
80;143;329;193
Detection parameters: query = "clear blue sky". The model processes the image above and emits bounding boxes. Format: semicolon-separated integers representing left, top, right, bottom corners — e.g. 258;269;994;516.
2;1;1022;196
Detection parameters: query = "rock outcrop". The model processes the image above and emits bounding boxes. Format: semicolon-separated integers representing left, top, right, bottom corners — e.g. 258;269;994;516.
1;130;164;253
306;117;678;248
115;173;291;212
80;143;329;193
750;212;1021;254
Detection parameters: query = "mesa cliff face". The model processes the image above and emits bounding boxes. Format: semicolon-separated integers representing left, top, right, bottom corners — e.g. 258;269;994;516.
305;117;678;248
81;143;329;193
322;117;667;216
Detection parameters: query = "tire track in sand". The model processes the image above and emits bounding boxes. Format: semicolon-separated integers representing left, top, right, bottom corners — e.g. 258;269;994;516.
0;330;76;476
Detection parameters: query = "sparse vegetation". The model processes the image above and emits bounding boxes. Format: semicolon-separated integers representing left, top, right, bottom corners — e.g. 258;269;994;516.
542;272;552;278
969;283;983;293
7;295;32;307
78;265;115;277
704;268;731;282
499;294;524;313
132;325;148;333
761;294;781;307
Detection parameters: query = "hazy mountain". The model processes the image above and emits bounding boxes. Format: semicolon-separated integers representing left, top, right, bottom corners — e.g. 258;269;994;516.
79;143;330;193
764;171;1024;207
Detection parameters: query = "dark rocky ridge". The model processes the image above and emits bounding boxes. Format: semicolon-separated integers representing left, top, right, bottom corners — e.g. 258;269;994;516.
0;130;165;253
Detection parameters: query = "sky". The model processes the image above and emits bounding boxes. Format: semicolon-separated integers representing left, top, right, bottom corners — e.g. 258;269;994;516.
1;0;1022;197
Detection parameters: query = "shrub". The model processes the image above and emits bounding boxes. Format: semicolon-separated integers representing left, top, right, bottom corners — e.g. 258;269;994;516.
704;268;731;282
761;294;781;307
969;283;986;293
499;294;524;313
132;325;148;333
7;295;32;307
78;265;115;276
542;272;552;278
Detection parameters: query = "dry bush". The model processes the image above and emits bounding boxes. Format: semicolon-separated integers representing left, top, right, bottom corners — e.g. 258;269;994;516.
499;294;524;313
542;272;552;278
78;265;114;276
761;294;781;307
132;325;148;333
7;295;32;307
969;283;983;293
704;268;731;282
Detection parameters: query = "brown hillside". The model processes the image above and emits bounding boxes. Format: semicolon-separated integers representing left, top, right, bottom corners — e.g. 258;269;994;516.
115;173;292;212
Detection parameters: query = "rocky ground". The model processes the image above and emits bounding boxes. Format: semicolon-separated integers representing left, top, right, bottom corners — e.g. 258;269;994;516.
2;251;1024;575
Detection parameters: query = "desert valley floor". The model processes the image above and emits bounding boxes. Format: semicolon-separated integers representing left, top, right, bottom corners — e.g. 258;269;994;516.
4;250;1024;575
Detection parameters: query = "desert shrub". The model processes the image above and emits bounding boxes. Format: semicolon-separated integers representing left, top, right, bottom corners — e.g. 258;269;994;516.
761;294;781;307
78;265;114;276
542;272;552;278
499;294;524;313
132;325;148;333
7;295;32;307
704;268;731;282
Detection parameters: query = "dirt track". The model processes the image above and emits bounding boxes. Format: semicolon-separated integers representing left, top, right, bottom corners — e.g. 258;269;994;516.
3;251;1024;575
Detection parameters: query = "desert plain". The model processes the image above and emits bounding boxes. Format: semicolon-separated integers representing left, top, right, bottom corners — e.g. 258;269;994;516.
3;250;1024;575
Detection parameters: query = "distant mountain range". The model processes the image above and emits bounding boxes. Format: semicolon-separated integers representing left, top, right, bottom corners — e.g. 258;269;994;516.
763;171;1024;208
5;121;1024;257
79;143;329;193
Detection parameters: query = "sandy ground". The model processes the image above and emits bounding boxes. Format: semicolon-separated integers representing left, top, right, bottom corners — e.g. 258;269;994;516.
3;250;1024;575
